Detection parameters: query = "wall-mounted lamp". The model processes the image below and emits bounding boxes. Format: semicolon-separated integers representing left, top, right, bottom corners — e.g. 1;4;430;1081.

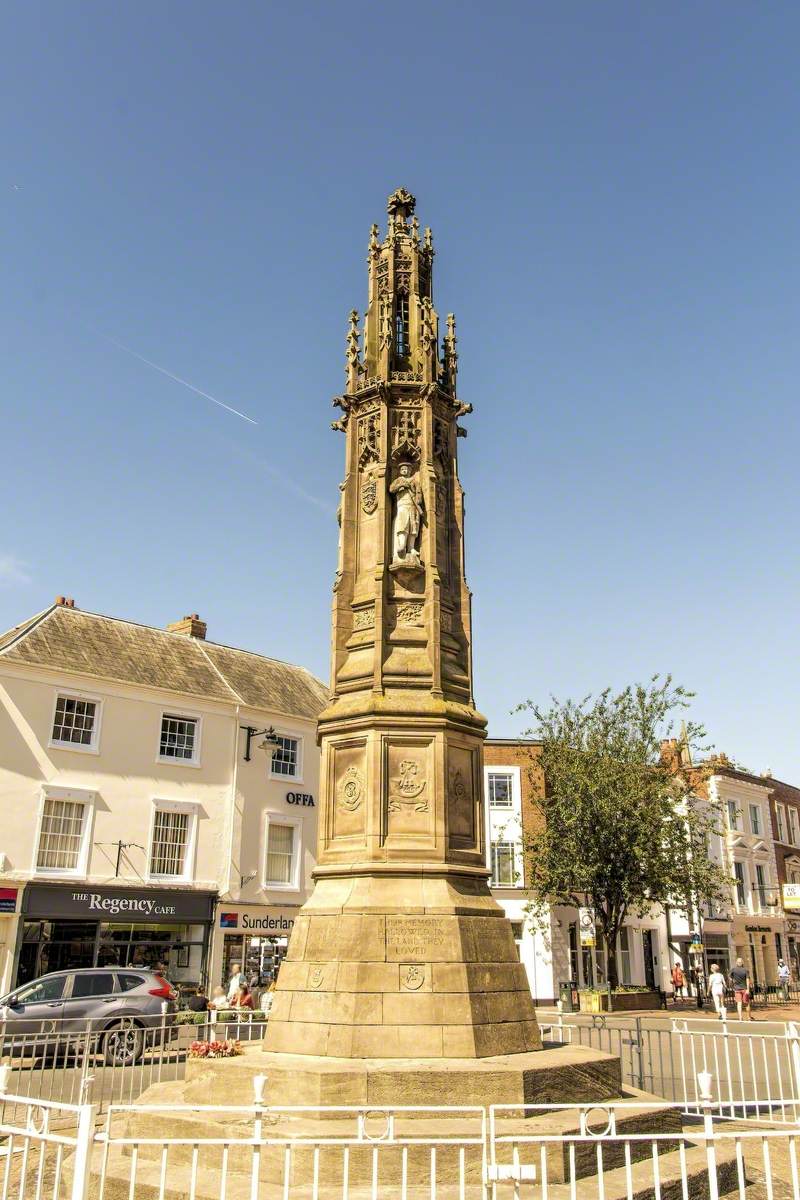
240;725;280;763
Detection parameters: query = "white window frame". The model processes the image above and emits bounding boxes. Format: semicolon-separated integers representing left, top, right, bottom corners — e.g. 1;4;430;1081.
788;807;800;848
48;689;103;755
156;711;202;768
749;804;761;837
775;804;786;843
733;860;748;910
726;800;740;831
35;786;96;878
490;840;519;888
487;772;515;809
269;733;304;784
147;799;199;883
618;926;632;985
262;811;303;892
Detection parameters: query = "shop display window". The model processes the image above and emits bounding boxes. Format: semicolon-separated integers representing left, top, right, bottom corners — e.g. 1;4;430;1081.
221;934;288;991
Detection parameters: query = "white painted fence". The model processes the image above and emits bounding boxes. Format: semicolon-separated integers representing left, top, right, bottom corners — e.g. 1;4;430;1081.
541;1013;800;1122
0;1015;269;1116
0;1075;797;1200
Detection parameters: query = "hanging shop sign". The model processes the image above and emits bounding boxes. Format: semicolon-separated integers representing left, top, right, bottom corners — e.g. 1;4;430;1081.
578;907;595;948
22;884;215;923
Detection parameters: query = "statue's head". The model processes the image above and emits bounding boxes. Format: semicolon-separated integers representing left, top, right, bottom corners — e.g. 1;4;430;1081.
399;463;411;478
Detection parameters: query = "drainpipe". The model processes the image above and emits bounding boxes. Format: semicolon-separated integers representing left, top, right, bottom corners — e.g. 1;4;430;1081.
223;704;242;899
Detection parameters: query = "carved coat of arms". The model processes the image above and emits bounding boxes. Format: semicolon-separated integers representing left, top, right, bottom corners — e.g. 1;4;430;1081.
361;476;378;515
339;765;363;811
388;759;428;812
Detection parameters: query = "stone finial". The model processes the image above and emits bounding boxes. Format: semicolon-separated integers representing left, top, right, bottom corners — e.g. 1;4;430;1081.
411;214;420;247
368;223;380;256
444;312;458;394
424;226;433;251
387;188;416;221
345;309;360;386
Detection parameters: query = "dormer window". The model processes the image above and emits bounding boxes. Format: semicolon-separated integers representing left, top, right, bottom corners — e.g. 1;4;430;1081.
395;293;409;359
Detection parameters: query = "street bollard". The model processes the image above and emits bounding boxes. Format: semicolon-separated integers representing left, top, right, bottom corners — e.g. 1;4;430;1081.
697;1070;719;1200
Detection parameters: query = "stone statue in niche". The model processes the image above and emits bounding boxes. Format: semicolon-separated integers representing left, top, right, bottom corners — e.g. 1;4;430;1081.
389;463;424;568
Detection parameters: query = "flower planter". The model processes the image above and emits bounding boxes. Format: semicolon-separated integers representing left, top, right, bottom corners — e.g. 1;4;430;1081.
608;990;661;1012
578;989;661;1013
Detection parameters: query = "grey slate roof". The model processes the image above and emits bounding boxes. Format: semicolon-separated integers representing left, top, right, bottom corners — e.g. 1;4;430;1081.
0;605;328;720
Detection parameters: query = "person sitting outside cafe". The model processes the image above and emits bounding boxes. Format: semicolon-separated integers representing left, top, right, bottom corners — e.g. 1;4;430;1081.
185;986;208;1013
231;982;254;1010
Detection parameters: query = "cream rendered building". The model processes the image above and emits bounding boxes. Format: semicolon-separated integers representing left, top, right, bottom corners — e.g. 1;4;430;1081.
0;599;327;995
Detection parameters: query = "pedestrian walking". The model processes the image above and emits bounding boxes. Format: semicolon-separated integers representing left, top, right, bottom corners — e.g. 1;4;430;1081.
730;957;754;1021
671;960;686;998
707;963;727;1017
777;958;791;1001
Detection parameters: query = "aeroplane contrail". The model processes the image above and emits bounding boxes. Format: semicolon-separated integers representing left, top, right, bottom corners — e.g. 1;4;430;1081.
104;335;258;425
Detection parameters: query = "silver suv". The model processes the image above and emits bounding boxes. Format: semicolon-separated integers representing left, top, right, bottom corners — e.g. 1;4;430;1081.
0;968;177;1064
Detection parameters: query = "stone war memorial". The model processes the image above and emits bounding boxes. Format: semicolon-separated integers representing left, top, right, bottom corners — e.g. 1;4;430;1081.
96;191;732;1198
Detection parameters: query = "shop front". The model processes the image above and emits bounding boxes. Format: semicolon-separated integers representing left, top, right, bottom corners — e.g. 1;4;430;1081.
0;888;22;996
16;884;216;994
730;916;785;991
784;916;800;979
209;904;302;993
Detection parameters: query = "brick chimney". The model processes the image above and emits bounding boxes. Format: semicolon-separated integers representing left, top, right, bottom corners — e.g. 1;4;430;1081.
167;613;207;639
55;596;76;608
659;738;681;771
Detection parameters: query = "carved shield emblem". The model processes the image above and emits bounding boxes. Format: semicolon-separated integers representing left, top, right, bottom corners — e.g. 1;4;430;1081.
339;765;364;811
361;477;378;515
388;760;428;812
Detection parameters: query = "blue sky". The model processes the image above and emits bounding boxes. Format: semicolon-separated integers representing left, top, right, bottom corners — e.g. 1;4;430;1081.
2;3;798;776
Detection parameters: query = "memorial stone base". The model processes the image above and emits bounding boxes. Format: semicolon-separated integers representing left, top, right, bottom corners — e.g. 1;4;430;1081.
262;874;542;1060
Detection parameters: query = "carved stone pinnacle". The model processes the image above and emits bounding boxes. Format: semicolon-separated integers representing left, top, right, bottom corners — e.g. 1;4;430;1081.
387;187;416;219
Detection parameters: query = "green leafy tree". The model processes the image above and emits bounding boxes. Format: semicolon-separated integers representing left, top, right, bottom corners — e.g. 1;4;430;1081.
516;677;729;990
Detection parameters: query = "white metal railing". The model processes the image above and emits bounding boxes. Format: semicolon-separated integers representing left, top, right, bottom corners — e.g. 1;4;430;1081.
0;1014;270;1116
0;1074;798;1200
488;1078;800;1200
95;1099;486;1200
541;1012;800;1122
0;1093;92;1200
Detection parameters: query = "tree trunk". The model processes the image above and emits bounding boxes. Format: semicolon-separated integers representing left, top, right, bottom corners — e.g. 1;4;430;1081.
606;941;619;990
599;907;623;990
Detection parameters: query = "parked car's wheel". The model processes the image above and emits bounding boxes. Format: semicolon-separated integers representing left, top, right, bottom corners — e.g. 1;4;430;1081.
102;1020;144;1066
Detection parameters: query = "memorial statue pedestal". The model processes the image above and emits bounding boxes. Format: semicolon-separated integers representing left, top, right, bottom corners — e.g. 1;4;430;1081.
262;873;542;1061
